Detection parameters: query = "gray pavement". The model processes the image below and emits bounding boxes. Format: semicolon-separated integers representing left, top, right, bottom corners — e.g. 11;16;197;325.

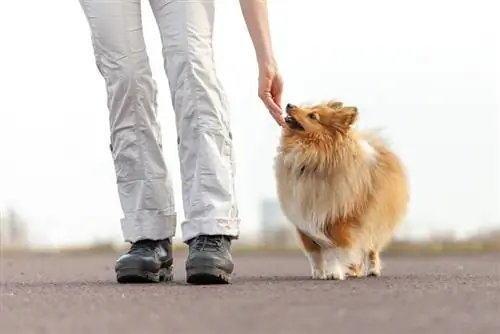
1;251;499;334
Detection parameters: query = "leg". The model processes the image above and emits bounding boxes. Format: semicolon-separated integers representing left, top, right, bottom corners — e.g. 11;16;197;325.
323;246;364;280
346;249;368;278
323;248;348;280
322;217;364;280
297;229;326;279
79;0;176;283
347;262;365;278
149;0;238;284
367;250;381;277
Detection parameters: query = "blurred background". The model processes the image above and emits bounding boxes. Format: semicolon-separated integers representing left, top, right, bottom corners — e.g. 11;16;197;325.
0;0;498;252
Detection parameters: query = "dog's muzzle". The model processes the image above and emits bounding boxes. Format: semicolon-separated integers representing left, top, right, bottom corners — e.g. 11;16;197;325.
285;115;304;130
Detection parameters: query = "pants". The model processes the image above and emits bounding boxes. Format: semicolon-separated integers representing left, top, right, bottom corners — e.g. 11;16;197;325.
79;0;239;243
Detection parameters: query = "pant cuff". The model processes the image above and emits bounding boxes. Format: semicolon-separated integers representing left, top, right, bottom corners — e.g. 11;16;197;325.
181;217;240;243
121;210;177;243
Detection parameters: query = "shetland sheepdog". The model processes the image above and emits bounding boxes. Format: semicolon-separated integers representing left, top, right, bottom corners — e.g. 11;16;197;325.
274;101;409;280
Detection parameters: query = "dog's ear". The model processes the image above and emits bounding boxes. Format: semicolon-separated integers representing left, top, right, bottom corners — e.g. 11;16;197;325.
321;105;358;133
326;101;343;110
340;106;358;127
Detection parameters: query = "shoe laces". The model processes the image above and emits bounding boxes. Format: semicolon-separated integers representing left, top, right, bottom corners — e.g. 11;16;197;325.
191;235;225;251
128;239;157;254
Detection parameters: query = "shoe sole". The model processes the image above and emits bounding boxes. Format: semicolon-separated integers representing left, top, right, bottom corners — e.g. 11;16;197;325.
186;266;231;285
116;266;173;284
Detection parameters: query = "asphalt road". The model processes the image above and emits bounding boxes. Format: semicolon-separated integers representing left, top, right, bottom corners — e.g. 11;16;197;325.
1;251;499;334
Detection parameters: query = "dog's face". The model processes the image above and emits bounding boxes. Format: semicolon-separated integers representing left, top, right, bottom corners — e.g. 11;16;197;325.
279;101;361;173
284;101;358;137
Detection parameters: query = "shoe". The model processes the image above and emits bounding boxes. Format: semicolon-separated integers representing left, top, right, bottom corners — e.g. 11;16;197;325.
115;238;173;283
185;235;234;285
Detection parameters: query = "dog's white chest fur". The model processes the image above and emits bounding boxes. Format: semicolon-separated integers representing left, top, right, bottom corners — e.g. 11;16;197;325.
275;140;377;247
278;170;335;246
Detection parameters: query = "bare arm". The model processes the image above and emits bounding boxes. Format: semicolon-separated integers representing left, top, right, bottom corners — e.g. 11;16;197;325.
238;0;276;68
239;0;284;126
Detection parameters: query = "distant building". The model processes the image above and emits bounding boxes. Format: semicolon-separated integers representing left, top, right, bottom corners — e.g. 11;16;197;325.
0;208;29;247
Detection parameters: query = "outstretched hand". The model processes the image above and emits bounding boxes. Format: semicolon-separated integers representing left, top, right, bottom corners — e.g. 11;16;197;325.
258;63;285;127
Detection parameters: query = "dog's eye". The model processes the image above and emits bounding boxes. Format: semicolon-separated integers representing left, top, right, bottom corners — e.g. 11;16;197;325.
308;113;317;120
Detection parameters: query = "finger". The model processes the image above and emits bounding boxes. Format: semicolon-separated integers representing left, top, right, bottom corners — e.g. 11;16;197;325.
262;96;285;126
263;99;284;126
273;91;282;111
273;112;286;127
259;88;285;123
272;83;283;108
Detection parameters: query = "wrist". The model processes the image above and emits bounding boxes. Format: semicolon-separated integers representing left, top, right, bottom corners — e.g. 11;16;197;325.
257;54;277;71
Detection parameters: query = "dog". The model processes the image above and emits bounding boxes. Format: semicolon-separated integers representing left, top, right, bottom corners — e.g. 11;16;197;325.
274;101;409;280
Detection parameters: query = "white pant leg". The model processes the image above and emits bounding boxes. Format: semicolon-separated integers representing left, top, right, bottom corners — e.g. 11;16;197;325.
79;0;177;243
149;0;240;243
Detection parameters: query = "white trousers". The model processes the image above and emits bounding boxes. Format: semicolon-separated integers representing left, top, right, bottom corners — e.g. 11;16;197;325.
79;0;239;243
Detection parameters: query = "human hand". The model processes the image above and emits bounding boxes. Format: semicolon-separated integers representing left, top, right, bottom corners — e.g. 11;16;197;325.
258;62;285;127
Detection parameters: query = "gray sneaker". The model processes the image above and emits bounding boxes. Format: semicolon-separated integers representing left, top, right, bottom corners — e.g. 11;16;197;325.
185;235;234;285
115;238;173;284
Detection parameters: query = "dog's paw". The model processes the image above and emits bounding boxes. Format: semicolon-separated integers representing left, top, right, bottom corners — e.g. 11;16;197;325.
311;268;327;280
367;268;381;277
346;264;364;278
345;271;363;279
324;268;346;281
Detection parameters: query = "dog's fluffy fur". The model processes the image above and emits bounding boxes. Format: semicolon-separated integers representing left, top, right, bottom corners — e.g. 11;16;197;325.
274;101;409;280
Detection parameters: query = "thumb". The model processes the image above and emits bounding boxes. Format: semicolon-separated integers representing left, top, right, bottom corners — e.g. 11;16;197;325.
262;94;285;126
272;86;282;110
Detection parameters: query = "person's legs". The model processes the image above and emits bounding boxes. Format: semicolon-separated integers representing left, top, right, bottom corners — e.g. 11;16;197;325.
79;0;177;283
149;0;239;284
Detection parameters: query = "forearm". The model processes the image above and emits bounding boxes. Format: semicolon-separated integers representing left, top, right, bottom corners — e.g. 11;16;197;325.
239;0;275;68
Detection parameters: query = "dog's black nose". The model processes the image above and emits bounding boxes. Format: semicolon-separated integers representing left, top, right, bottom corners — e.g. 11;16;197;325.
286;103;295;111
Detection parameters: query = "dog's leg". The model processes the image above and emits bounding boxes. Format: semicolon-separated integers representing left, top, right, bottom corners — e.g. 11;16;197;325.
324;247;365;280
323;247;348;280
296;229;326;279
347;262;364;278
321;217;359;280
346;248;367;278
367;250;381;277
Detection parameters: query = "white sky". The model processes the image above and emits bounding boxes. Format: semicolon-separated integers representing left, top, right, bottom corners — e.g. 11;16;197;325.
0;0;498;247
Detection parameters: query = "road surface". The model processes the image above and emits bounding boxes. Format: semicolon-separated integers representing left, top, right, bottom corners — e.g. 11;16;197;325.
1;251;499;333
